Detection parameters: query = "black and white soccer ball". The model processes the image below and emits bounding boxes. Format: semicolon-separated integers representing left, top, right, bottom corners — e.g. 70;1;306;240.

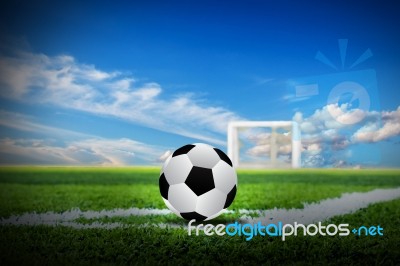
159;143;237;221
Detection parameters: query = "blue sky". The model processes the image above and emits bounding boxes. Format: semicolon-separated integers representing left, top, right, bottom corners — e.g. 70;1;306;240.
0;0;399;167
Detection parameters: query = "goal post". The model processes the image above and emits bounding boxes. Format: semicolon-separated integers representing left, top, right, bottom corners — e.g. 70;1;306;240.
227;121;301;168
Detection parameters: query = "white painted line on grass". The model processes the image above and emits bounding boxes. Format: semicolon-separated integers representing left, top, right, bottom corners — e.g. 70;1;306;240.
1;187;399;229
0;207;171;227
54;221;185;230
239;187;400;225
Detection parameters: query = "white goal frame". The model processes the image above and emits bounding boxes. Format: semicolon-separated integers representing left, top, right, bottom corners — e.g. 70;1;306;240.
227;121;301;168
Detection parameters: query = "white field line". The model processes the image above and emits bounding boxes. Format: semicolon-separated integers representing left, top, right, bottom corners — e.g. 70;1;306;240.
239;187;400;225
0;207;172;228
1;187;400;230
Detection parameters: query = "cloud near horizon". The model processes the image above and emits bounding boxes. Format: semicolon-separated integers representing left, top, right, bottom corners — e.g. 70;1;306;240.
241;103;400;167
352;107;400;143
0;137;165;166
0;110;169;165
294;103;400;167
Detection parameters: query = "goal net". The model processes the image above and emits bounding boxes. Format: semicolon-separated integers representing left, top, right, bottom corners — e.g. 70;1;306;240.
227;121;301;168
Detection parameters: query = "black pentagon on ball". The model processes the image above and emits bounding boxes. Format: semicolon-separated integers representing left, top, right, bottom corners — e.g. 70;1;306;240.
213;148;233;167
185;166;215;196
224;185;237;208
159;173;170;199
172;144;196;157
180;211;207;221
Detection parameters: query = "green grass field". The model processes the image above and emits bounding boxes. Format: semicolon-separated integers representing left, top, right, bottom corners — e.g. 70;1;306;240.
0;167;399;265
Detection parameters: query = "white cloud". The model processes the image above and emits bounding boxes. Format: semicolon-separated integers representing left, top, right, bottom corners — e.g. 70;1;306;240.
0;138;80;164
0;110;89;138
294;103;400;167
326;103;367;125
69;138;162;165
281;94;311;103
293;104;361;150
293;104;360;166
383;107;400;121
307;143;321;152
293;103;354;134
131;83;162;100
0;49;242;145
245;130;292;157
0;111;169;165
246;144;269;157
246;144;292;157
158;150;172;162
0;137;167;166
352;107;400;143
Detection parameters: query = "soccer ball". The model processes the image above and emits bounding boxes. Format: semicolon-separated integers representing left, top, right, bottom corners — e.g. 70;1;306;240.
159;143;237;221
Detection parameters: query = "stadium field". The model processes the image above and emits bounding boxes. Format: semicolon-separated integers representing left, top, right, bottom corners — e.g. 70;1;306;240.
0;167;399;265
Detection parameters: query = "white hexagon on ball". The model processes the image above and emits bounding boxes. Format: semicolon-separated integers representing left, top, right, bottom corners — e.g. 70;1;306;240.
159;143;238;221
212;160;237;194
187;143;220;168
168;183;197;213
195;188;226;218
163;154;193;185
